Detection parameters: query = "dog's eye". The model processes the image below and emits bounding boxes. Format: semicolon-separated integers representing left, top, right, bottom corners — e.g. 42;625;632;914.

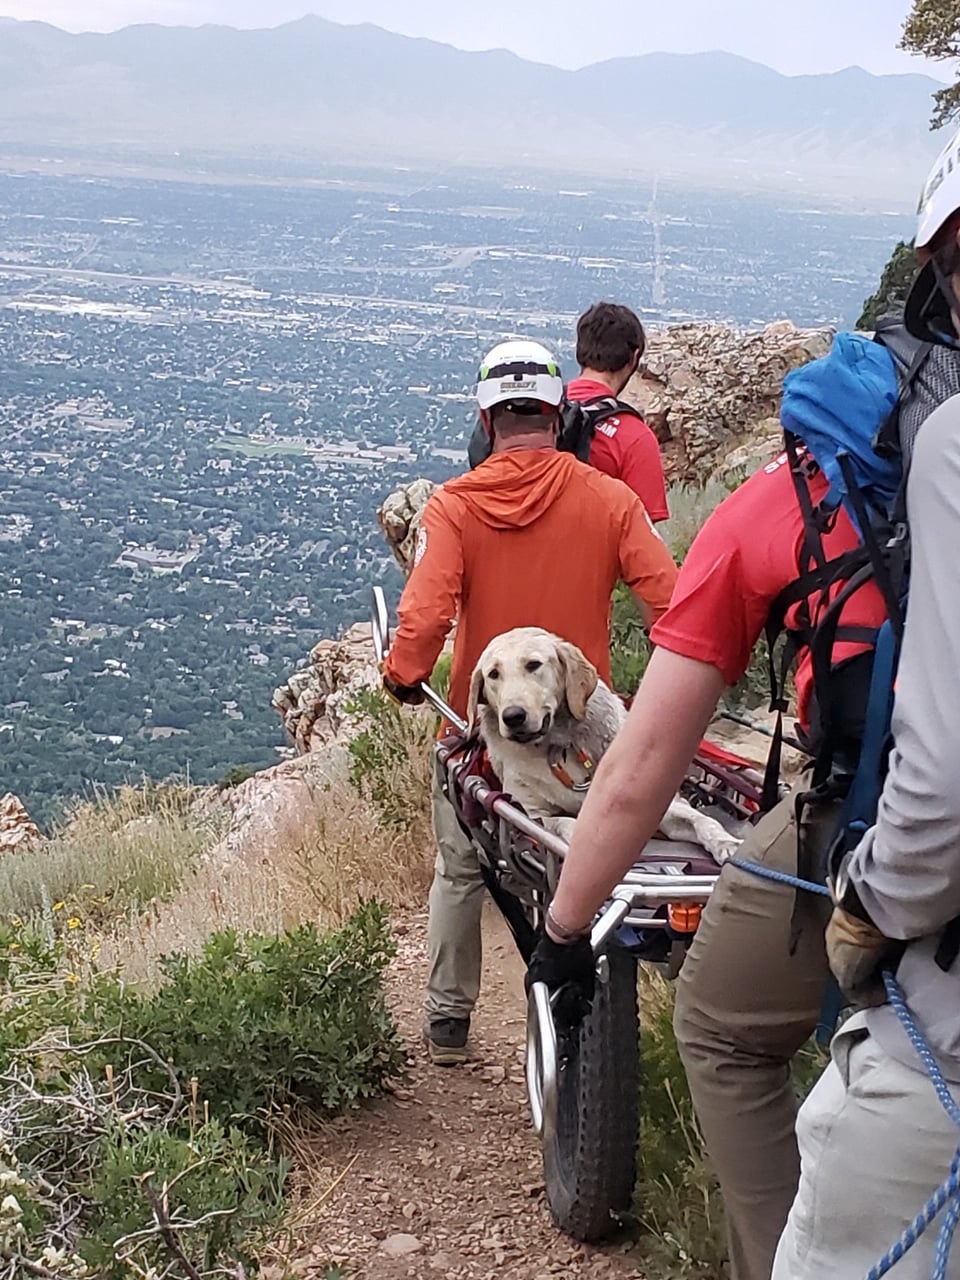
525;660;542;673
487;667;500;681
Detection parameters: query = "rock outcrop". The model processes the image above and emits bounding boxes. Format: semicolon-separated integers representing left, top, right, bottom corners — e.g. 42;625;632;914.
0;793;43;852
272;622;381;755
625;320;834;483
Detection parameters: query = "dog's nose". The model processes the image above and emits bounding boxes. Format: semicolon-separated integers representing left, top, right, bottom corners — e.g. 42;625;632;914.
501;705;527;730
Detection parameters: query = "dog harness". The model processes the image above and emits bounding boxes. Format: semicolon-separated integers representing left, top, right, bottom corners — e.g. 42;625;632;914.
547;745;595;792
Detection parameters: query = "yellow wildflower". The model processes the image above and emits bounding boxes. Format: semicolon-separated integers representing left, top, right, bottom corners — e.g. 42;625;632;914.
52;902;65;912
67;918;81;930
64;973;79;985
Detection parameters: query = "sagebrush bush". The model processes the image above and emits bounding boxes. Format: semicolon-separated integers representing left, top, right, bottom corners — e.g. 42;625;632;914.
0;902;404;1277
86;902;405;1128
0;926;288;1277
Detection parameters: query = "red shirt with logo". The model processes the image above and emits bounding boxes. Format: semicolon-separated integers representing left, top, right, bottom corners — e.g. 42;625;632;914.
566;376;669;522
649;450;886;730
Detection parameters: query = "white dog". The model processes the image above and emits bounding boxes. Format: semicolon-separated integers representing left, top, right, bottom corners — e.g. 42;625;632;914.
468;627;741;863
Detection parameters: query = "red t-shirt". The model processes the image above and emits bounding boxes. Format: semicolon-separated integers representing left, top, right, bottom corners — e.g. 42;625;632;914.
650;450;886;730
566;376;670;522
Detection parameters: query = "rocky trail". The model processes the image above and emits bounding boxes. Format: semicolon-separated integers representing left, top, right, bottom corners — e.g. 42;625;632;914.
279;903;644;1280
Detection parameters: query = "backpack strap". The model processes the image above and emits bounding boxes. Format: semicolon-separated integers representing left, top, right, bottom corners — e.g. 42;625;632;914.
824;619;899;889
836;453;906;642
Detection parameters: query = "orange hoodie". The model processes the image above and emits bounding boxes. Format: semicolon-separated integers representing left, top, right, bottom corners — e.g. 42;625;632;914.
384;450;678;721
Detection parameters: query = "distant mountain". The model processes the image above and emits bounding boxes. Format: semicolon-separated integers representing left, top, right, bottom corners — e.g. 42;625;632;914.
0;16;947;199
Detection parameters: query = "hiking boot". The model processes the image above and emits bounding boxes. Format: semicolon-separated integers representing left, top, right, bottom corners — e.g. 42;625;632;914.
423;1017;470;1065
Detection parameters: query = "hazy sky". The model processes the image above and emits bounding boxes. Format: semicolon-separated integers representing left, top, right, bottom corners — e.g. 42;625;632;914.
0;0;947;79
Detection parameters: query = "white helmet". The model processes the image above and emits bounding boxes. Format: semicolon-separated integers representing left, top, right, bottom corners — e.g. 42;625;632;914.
476;340;563;413
906;125;960;346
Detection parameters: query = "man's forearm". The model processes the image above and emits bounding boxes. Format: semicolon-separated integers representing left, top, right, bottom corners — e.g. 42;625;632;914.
548;649;724;935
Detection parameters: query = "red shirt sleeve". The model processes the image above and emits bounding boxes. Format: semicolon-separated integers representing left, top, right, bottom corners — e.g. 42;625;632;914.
589;413;669;522
650;476;785;685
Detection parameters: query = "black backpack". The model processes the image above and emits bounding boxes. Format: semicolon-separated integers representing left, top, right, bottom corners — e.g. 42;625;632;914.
466;394;634;469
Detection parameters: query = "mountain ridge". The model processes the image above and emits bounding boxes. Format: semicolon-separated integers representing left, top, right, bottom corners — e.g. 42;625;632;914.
0;14;948;199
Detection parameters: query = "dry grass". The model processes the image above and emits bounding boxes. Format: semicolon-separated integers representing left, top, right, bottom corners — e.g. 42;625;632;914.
91;715;435;986
1;782;226;927
660;479;733;563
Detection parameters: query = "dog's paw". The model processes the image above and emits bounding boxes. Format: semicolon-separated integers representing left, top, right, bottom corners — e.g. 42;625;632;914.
542;815;578;845
702;829;743;866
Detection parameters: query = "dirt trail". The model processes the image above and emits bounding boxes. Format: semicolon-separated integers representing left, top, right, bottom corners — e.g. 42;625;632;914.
284;902;644;1280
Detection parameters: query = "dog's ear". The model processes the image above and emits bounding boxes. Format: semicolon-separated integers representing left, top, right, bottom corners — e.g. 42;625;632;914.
467;666;487;732
557;642;598;720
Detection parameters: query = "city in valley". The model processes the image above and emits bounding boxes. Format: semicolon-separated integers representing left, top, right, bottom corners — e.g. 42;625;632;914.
0;165;909;820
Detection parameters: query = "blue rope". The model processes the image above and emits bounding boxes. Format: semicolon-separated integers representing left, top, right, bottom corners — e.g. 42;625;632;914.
728;860;960;1279
727;855;831;897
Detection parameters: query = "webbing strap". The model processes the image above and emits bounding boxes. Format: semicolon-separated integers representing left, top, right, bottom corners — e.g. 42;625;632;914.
826;619;898;883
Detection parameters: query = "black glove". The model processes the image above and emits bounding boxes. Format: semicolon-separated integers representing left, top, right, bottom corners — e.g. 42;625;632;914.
525;931;596;1028
382;673;425;707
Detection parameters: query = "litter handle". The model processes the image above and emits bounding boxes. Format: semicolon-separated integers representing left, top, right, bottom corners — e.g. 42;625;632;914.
370;586;467;732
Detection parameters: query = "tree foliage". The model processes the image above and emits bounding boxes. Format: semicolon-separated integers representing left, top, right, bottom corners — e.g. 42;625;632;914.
857;240;918;330
902;0;960;127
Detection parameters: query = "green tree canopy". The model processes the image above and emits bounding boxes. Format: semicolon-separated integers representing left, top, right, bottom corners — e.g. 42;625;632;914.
857;240;918;330
902;0;960;126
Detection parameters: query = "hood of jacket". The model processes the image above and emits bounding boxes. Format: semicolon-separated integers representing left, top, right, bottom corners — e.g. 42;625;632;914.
442;449;578;529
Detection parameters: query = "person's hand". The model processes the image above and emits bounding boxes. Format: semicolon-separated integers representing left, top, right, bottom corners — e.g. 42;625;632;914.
525;931;595;1028
381;669;425;707
826;906;899;1008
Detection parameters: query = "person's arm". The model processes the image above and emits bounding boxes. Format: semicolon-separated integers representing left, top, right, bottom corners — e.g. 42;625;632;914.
848;401;960;938
547;648;726;937
617;497;678;628
382;495;463;691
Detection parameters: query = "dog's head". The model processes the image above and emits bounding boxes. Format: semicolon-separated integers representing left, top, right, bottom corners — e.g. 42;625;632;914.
467;628;598;743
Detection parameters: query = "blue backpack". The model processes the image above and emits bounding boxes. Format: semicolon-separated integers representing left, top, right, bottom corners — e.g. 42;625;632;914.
761;324;937;878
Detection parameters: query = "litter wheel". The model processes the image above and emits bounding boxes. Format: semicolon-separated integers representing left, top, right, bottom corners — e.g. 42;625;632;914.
541;944;639;1242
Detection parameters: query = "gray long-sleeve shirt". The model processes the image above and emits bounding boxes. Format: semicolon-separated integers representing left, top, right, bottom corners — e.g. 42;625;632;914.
850;392;960;1077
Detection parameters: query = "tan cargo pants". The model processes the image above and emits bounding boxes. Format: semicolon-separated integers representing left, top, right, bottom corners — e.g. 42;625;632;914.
424;771;485;1022
673;780;836;1280
773;1011;960;1280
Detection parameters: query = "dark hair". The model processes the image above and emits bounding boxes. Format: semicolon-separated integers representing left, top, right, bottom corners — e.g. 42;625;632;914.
576;301;646;372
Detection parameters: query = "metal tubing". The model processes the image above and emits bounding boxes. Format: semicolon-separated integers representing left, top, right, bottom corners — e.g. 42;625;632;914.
371;586;467;729
590;898;632;951
526;982;558;1142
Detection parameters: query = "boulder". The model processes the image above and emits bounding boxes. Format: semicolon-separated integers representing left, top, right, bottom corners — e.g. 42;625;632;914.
0;793;42;853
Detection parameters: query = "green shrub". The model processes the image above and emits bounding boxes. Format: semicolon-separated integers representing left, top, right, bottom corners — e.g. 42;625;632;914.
83;1120;285;1277
431;652;452;701
85;902;405;1129
858;240;916;331
347;687;437;833
217;763;257;791
610;583;653;696
0;905;403;1276
635;973;728;1279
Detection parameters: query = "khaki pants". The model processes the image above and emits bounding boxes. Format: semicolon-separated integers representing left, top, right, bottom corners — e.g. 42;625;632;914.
673;782;835;1280
424;771;485;1022
773;1012;960;1280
